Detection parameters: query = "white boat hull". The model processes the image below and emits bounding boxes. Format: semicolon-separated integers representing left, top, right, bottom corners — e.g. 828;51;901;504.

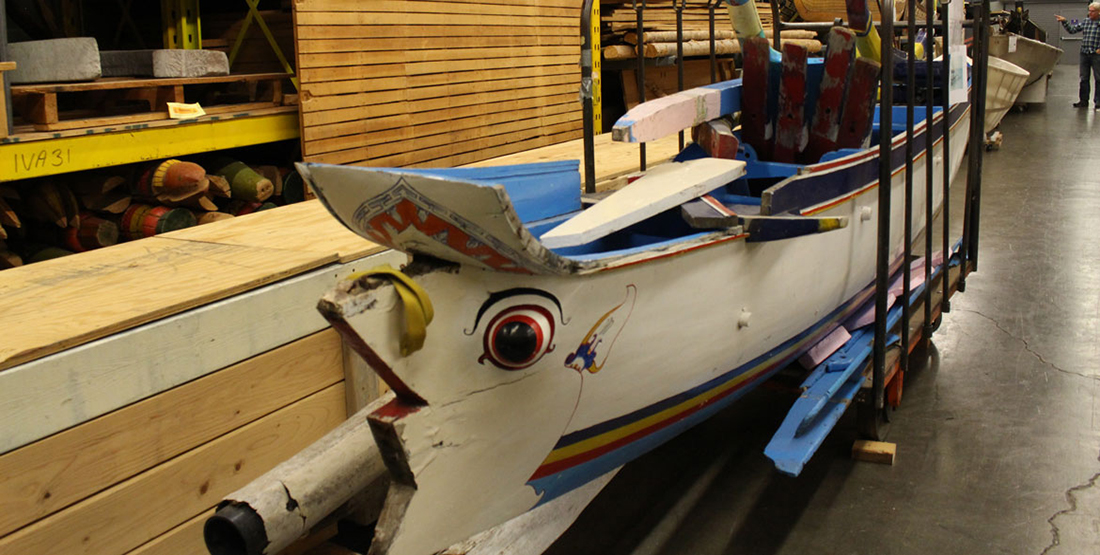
305;104;971;555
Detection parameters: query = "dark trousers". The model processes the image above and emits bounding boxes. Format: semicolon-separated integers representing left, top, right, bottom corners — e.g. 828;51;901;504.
1080;52;1100;105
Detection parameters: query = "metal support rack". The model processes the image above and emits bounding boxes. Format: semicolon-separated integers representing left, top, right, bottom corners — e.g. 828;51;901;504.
577;0;989;441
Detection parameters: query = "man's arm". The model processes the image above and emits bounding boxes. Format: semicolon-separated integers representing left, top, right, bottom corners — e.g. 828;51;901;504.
1057;14;1083;33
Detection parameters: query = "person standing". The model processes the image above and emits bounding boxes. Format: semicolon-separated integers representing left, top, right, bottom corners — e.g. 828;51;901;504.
1057;4;1100;109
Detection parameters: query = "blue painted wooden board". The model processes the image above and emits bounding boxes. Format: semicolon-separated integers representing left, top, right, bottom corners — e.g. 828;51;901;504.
397;161;581;224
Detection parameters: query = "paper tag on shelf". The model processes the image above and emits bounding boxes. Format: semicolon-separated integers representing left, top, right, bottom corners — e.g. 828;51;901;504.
1008;35;1017;53
167;102;206;120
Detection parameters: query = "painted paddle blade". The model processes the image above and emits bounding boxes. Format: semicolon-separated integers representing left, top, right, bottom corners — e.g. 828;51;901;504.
741;35;773;160
539;158;747;249
773;42;809;164
805;27;856;163
836;57;881;150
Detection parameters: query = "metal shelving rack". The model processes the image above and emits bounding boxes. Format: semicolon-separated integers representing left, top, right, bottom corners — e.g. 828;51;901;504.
0;0;300;182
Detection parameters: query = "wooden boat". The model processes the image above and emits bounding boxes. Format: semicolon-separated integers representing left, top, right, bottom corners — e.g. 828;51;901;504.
206;3;973;554
985;55;1029;132
988;32;1063;104
279;71;973;555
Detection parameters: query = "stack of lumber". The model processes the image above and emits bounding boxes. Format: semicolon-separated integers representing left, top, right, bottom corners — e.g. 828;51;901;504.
0;158;310;270
294;0;584;168
793;0;899;22
604;28;822;60
602;0;775;33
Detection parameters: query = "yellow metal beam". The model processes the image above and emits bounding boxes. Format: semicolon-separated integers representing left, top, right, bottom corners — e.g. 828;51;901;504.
589;1;602;133
162;0;202;49
0;113;299;182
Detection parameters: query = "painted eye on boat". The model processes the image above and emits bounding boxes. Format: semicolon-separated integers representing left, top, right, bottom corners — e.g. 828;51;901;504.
480;305;555;370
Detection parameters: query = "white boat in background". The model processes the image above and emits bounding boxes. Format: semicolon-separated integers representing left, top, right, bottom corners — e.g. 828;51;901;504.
985;56;1030;132
989;32;1063;104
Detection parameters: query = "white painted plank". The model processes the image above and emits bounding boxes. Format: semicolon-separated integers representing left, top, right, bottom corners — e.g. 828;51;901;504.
539;158;746;248
0;249;406;455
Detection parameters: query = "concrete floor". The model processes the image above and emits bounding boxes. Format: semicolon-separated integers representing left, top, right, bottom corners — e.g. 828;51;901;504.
544;65;1100;555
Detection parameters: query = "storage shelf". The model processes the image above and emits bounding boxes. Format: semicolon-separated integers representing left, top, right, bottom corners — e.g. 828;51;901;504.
0;108;299;182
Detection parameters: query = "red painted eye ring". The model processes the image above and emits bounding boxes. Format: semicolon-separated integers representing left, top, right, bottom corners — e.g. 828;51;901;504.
481;305;555;370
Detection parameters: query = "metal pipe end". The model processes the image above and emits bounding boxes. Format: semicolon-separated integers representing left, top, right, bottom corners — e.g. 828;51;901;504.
204;502;268;555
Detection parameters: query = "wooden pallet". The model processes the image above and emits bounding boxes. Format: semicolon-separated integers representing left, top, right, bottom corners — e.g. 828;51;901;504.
10;73;289;132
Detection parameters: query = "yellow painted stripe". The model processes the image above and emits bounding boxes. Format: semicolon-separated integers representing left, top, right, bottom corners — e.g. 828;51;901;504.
1;112;299;182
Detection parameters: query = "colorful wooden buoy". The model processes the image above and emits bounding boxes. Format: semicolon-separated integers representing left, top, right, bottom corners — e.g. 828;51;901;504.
64;212;119;252
213;159;274;203
226;200;278;216
119;204;197;240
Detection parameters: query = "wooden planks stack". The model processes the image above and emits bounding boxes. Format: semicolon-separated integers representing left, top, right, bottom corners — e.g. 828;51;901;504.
602;0;774;33
295;0;585;168
0;200;399;555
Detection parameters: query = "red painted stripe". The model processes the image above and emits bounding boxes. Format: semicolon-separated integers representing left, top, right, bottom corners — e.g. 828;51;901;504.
702;195;737;217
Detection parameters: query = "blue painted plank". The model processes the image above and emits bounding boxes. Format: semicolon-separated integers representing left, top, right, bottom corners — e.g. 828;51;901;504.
397;161;581;224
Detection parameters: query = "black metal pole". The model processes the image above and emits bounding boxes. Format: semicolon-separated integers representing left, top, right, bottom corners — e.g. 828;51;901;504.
961;0;985;277
580;0;597;194
941;0;952;313
676;0;685;150
770;0;781;51
709;0;718;83
874;0;896;412
968;0;988;270
634;0;647;171
924;0;935;344
903;0;916;373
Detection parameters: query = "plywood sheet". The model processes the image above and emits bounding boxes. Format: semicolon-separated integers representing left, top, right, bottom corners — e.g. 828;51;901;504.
0;200;379;372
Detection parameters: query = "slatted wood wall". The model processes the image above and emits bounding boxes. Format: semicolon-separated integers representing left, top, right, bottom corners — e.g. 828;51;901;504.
294;0;585;168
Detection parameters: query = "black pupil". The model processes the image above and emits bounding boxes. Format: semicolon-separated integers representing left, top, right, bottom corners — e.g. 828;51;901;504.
496;321;538;364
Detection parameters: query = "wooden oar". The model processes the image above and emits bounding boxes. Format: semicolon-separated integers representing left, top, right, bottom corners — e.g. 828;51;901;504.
611;80;740;144
539;158;746;249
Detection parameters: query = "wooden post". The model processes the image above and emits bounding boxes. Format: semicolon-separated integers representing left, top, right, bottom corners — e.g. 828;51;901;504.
0;0;11;139
0;61;16;139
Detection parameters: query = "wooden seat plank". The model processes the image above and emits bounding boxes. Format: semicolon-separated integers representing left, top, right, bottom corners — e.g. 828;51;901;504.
540;158;747;248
